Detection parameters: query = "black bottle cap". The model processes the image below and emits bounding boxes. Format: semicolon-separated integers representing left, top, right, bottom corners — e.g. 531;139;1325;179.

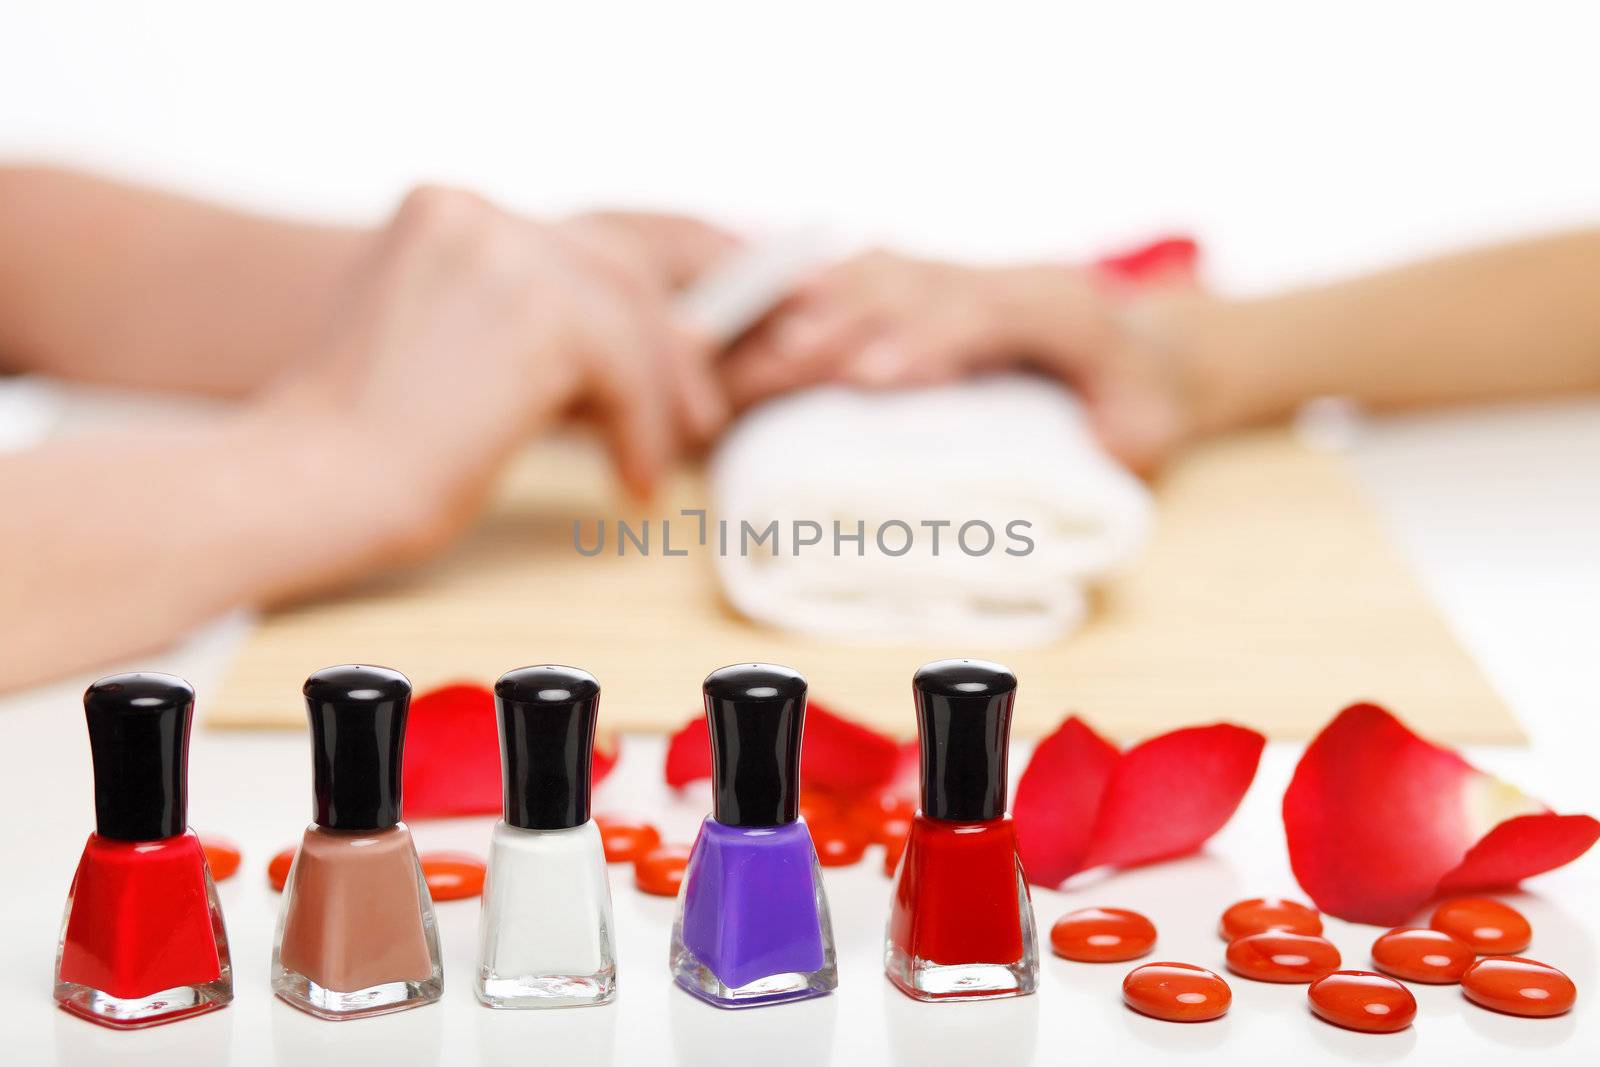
84;673;194;841
495;665;601;830
703;663;806;828
303;664;410;832
913;658;1017;822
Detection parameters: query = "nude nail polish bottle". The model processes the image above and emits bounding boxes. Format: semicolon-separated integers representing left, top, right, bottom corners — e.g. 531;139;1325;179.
272;665;443;1020
476;665;617;1008
886;659;1038;1001
671;663;838;1008
55;674;233;1028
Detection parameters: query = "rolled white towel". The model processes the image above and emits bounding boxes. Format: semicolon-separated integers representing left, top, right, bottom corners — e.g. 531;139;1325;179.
709;374;1153;646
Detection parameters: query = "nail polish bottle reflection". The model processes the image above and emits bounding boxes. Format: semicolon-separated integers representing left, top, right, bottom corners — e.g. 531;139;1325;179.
55;673;233;1028
671;663;837;1008
886;659;1038;1001
272;665;443;1020
476;664;617;1007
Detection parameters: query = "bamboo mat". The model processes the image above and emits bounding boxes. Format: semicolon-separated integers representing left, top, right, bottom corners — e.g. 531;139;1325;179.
208;429;1521;743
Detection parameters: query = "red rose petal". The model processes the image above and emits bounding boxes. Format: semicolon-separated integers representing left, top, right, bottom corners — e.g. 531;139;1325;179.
887;740;921;801
1093;235;1200;288
883;831;909;878
663;699;899;795
1014;716;1120;887
1080;723;1264;871
802;700;901;792
664;715;712;788
1284;704;1481;925
593;730;619;783
1436;813;1600;895
1283;703;1596;926
403;682;618;819
403;683;501;818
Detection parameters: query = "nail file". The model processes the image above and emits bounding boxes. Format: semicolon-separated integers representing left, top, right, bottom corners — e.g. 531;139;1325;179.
676;230;839;344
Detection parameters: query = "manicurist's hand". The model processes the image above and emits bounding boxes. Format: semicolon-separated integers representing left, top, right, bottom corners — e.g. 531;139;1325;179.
258;187;730;559
0;184;724;690
553;209;742;445
719;249;1201;472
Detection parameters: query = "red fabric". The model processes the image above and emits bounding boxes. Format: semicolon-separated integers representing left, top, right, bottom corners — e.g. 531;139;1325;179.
1283;703;1599;925
1013;716;1264;888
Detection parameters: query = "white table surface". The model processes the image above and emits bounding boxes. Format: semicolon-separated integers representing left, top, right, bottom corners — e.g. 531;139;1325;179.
3;399;1599;1065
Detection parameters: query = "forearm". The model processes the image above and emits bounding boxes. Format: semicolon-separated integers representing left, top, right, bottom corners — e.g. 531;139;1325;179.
1167;230;1600;432
0;409;413;691
0;166;371;396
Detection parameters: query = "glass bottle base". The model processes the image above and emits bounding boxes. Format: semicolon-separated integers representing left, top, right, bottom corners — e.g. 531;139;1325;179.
884;944;1038;1002
272;969;443;1021
476;966;616;1008
54;977;233;1029
671;942;835;1009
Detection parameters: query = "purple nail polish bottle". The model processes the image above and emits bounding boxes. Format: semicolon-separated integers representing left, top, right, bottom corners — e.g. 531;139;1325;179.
670;663;838;1008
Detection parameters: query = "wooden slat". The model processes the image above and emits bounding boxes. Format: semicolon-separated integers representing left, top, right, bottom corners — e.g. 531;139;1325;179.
209;429;1521;743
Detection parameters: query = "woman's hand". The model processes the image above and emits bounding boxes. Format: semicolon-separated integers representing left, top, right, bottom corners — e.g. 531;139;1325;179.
553;210;741;443
719;249;1201;472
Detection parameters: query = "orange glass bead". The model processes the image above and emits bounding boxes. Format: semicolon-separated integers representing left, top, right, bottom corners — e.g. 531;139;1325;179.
811;823;868;867
200;836;242;882
267;846;296;892
1051;907;1157;962
1308;970;1417;1033
799;791;846;827
1122;962;1232;1022
1219;897;1323;940
855;794;916;846
1461;956;1576;1017
1371;927;1474;983
596;816;662;864
635;844;691;897
1430;897;1532;955
420;851;486;901
1226;931;1342;983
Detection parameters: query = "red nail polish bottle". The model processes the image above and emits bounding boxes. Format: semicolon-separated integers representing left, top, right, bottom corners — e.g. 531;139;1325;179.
886;659;1038;1001
55;674;233;1028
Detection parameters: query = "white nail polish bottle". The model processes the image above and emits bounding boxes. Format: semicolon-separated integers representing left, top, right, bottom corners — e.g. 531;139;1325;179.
476;666;616;1008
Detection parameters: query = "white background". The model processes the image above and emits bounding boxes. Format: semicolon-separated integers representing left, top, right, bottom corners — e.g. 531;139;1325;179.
3;2;1600;1064
4;1;1600;287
